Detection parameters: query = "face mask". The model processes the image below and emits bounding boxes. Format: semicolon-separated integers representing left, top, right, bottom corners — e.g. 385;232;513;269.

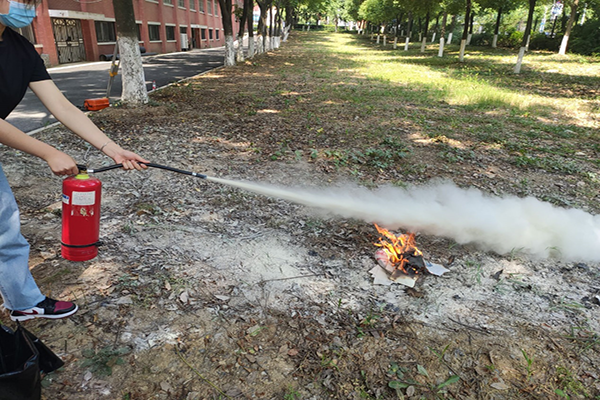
0;1;37;29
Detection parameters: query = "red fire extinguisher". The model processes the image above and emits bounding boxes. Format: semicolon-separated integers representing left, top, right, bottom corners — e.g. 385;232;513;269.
61;169;102;261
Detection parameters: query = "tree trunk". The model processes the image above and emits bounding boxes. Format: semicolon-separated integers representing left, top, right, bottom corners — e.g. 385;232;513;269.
257;0;267;53
559;0;579;55
404;12;412;51
514;0;536;73
421;12;429;52
269;0;275;50
466;12;474;45
493;7;502;48
236;0;249;62
246;0;255;58
112;0;148;105
438;12;447;57
459;0;471;62
217;0;235;66
447;14;456;44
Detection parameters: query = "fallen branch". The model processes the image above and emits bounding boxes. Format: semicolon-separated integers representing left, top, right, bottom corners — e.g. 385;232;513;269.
257;273;323;285
447;317;492;335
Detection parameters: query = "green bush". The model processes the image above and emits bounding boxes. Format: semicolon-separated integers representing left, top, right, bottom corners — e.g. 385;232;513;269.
505;29;524;48
470;32;493;46
569;20;600;55
529;33;561;51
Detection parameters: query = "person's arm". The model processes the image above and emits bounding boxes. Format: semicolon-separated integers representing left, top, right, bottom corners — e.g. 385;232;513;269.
29;79;149;171
0;118;79;175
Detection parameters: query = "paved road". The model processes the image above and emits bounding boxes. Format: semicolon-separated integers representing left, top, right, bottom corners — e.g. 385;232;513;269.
7;46;226;133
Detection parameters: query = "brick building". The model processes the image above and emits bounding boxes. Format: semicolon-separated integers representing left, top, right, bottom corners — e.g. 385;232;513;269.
18;0;231;66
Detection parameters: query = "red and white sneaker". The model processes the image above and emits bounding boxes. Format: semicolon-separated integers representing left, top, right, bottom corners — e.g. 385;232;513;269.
10;297;78;322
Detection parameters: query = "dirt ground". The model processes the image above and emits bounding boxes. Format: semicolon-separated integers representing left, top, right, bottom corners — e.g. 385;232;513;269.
1;32;599;400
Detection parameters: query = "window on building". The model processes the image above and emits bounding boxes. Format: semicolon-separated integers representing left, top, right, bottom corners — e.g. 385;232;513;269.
11;26;36;44
178;0;185;7
190;0;195;10
148;24;161;41
95;21;116;42
136;24;142;40
198;0;204;12
208;29;213;40
166;25;176;40
214;1;218;16
201;28;206;40
207;0;212;14
215;29;219;39
164;0;173;5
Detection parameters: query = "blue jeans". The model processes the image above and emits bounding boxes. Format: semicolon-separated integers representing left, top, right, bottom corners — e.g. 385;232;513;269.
0;164;45;311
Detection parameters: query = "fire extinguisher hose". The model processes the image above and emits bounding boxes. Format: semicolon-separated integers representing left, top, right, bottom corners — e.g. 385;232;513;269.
77;163;208;179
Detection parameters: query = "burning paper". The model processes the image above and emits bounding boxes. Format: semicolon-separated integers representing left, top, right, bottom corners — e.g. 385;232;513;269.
371;224;449;287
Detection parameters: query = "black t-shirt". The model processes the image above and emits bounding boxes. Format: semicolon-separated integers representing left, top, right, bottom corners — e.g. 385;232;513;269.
0;28;51;119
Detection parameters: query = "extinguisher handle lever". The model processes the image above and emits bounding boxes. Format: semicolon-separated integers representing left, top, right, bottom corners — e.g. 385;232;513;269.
76;164;88;173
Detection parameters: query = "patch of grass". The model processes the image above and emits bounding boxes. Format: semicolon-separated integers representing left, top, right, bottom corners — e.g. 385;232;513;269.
81;346;130;376
283;386;301;400
554;365;591;399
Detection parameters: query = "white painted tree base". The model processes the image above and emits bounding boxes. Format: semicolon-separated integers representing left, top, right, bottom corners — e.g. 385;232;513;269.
236;37;245;62
466;33;472;45
492;34;498;48
438;37;444;57
224;35;235;66
420;38;426;52
459;39;466;61
447;32;453;44
248;38;255;58
514;46;526;73
559;35;569;55
404;37;409;51
118;36;148;105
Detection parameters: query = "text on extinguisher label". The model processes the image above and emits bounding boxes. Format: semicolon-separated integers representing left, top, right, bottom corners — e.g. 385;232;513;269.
72;191;96;206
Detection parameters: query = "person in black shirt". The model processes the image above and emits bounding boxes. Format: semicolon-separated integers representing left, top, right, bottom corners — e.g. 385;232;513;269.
0;0;149;321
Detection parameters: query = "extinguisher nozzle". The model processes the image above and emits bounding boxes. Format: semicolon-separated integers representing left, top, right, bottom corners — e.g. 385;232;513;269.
77;164;88;173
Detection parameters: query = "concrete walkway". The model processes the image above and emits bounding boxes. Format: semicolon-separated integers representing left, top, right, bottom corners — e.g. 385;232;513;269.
7;46;226;133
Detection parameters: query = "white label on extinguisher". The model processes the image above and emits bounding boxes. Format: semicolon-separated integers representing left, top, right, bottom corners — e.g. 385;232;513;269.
72;191;96;206
62;194;70;204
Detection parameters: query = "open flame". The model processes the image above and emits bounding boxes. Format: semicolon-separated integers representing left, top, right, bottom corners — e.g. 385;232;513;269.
374;224;425;280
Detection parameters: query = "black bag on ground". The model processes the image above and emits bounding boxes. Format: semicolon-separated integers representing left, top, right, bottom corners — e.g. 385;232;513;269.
0;323;64;400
